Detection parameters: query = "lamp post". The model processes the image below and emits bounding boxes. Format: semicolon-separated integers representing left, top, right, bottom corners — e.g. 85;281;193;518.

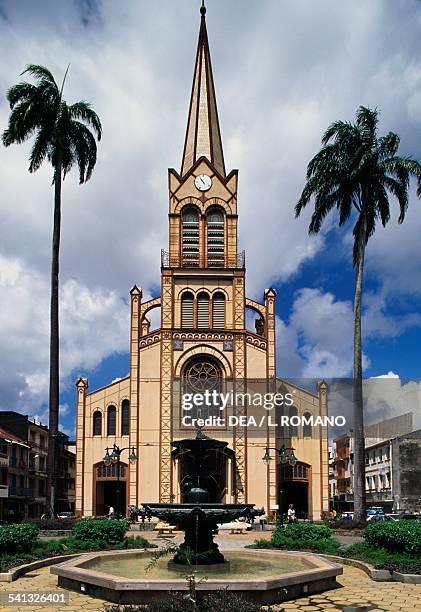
103;444;137;519
262;445;296;526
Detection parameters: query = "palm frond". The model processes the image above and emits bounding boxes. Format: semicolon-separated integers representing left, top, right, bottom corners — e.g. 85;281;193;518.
22;64;58;89
69;101;102;140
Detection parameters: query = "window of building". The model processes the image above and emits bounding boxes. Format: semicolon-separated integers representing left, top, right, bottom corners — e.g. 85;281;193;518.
197;292;210;329
212;292;225;328
182;207;200;267
182;356;222;420
93;411;102;436
289;406;298;437
121;400;130;436
206;209;224;267
303;412;312;438
181;292;194;328
107;406;116;436
39;435;45;449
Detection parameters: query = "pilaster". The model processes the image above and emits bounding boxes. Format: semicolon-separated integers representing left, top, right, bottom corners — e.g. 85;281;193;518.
75;377;88;516
129;285;142;505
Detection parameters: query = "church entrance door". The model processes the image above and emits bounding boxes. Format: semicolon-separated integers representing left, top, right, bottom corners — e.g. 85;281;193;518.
93;461;128;517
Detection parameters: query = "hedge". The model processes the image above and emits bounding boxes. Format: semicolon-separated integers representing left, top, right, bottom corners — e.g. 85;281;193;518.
72;518;129;543
0;523;39;553
363;520;421;556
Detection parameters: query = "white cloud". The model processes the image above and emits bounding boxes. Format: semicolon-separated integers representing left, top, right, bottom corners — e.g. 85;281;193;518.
278;288;370;378
0;252;128;414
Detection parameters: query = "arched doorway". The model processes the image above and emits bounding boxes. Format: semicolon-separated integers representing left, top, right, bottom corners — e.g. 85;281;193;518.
174;354;235;502
280;461;311;519
93;461;128;517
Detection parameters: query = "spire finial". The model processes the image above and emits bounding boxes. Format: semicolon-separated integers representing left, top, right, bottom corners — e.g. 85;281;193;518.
200;0;206;17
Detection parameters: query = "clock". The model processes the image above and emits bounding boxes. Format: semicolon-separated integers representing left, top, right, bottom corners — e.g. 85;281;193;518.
194;174;212;192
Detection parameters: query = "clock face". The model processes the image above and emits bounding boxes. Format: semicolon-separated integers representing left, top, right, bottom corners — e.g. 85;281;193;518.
194;174;212;192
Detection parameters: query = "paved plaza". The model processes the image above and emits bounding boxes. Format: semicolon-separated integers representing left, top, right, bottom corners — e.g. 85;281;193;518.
0;532;420;611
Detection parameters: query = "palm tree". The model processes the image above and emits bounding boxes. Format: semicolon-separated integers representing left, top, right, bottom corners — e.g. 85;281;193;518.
2;65;102;515
295;106;421;521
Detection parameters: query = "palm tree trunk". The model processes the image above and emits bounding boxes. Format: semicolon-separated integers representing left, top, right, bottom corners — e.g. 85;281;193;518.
46;161;62;517
353;218;367;522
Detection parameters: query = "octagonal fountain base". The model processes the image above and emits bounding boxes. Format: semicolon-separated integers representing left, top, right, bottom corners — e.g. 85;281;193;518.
51;548;343;605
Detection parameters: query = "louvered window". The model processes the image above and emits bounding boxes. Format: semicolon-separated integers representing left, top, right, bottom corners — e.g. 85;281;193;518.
121;400;130;436
181;292;194;328
207;209;225;267
93;411;102;436
107;405;116;436
182;207;200;267
197;292;210;329
212;292;225;328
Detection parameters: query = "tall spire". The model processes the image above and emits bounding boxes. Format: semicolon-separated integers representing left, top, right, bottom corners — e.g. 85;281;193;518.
181;3;226;178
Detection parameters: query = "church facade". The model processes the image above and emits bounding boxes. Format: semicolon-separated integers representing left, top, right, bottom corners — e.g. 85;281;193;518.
75;7;329;521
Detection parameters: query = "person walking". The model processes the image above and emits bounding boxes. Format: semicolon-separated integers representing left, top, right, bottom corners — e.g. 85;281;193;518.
108;505;115;520
287;504;296;524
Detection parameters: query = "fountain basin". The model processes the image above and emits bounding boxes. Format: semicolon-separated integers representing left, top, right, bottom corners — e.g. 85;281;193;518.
51;548;343;605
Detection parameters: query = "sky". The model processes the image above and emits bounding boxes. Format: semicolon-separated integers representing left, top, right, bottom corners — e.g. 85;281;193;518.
0;0;421;438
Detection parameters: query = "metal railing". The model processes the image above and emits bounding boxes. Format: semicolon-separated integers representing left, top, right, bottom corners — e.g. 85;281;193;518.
365;489;392;501
161;249;245;269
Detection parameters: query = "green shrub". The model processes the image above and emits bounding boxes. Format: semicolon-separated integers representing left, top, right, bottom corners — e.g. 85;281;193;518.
72;518;129;544
363;520;421;556
0;523;39;553
117;536;156;550
262;522;341;554
249;538;273;549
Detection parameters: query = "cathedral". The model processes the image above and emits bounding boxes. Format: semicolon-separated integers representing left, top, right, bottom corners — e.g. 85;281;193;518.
75;5;329;521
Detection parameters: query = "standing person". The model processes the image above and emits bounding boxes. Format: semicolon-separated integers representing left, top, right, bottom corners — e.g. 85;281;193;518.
287;504;296;524
108;505;115;520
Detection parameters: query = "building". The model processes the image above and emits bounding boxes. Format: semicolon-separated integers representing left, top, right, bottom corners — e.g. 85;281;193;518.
391;429;421;513
0;411;75;518
331;413;420;513
0;426;30;521
75;6;330;521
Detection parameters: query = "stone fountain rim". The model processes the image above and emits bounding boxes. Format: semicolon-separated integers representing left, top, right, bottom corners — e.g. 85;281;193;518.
50;547;343;591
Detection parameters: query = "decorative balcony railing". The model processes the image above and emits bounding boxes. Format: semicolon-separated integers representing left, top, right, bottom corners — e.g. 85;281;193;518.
161;250;245;269
365;489;392;501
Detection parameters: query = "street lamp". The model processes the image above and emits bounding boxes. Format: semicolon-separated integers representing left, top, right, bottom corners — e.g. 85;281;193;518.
262;445;296;526
103;444;138;519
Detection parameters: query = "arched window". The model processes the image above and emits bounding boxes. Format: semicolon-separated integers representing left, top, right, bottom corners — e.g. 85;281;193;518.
182;355;222;421
93;411;102;436
212;292;225;328
207;209;225;267
303;412;312;438
197;292;210;329
182;207;200;267
289;406;298;437
107;405;116;436
121;400;130;436
181;292;194;328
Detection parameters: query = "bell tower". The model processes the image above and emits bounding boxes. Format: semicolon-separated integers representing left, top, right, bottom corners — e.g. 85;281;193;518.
156;3;253;503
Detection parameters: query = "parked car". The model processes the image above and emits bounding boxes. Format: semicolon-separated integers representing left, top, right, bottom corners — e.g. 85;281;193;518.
56;511;75;519
399;513;421;520
366;507;385;517
367;514;396;522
